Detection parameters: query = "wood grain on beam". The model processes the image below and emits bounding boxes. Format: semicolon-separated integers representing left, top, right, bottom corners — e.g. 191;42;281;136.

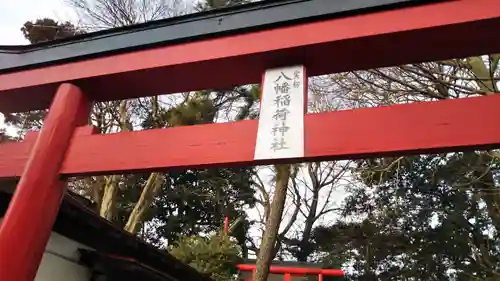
0;95;499;178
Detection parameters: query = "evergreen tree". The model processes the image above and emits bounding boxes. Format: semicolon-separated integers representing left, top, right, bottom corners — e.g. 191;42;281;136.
21;18;82;44
170;232;243;281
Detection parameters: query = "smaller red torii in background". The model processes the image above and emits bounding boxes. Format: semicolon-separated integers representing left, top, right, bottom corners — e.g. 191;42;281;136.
237;264;344;281
225;217;346;278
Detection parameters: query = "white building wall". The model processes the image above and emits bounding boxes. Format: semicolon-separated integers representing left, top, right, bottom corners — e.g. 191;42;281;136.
35;232;94;281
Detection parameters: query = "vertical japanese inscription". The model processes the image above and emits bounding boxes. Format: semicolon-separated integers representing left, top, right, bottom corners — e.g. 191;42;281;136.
254;65;306;160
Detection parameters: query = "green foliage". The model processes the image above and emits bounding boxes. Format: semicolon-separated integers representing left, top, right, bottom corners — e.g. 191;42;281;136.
151;167;256;244
196;0;252;11
0;129;10;144
235;85;261;121
169;233;243;281
166;95;216;126
313;153;500;280
140;94;215;129
21;18;82;44
306;254;345;281
138;89;259;246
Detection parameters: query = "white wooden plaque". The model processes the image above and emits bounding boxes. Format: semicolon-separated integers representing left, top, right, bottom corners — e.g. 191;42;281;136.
254;65;306;160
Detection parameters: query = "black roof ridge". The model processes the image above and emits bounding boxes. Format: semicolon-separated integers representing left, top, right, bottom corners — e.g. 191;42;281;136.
0;0;441;74
0;0;300;53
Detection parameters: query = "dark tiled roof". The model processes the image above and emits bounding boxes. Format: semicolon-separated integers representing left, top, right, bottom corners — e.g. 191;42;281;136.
0;181;212;281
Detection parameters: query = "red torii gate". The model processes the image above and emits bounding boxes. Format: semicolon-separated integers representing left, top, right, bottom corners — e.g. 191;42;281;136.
237;264;345;281
0;0;499;280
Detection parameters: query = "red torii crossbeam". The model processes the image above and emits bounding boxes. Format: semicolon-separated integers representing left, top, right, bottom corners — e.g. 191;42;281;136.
0;0;499;280
1;94;500;178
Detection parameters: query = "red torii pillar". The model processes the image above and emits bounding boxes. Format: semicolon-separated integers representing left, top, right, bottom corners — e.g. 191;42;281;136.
0;84;91;280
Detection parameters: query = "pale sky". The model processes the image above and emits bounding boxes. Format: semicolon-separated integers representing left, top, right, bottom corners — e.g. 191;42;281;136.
0;0;75;45
0;0;75;132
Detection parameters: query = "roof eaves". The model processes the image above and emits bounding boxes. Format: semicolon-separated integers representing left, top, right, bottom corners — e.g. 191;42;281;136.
0;0;440;73
0;185;213;281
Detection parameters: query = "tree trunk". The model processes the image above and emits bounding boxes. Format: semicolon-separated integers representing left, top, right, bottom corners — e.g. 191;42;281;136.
124;172;164;234
99;100;130;221
253;164;291;281
467;56;498;93
99;175;119;221
474;167;500;233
